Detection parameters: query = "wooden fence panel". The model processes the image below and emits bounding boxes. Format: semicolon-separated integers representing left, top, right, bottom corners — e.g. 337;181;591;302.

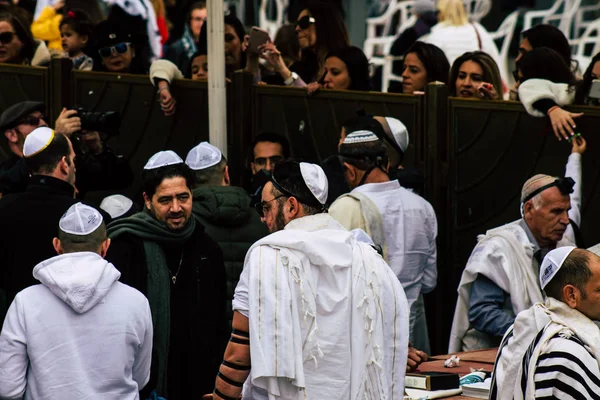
71;71;212;202
252;86;425;170
0;64;49;161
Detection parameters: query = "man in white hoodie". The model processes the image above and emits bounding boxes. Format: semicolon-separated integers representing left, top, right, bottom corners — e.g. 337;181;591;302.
0;202;153;400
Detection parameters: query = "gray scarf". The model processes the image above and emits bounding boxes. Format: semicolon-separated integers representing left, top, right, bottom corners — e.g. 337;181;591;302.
108;210;196;396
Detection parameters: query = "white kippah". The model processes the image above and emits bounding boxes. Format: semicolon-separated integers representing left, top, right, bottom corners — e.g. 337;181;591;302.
343;130;379;144
144;150;183;170
299;162;328;205
540;246;577;290
23;127;55;158
99;194;133;219
185;142;222;170
385;117;409;152
59;202;103;235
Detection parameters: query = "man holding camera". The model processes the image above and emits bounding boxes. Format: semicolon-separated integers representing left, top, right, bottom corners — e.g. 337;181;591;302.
0;101;133;197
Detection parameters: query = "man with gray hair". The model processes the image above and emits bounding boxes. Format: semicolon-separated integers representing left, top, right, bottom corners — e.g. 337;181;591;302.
0;203;153;399
449;135;586;352
185;142;267;326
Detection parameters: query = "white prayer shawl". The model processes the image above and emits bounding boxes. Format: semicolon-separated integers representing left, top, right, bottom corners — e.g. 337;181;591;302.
449;221;543;353
240;214;409;400
492;297;600;400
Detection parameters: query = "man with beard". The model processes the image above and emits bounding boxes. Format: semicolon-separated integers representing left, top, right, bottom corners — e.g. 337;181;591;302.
0;127;82;326
106;150;229;400
449;136;586;352
208;160;409;400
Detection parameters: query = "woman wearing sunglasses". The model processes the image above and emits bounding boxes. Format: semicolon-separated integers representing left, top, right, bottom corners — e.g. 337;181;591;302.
0;10;51;66
258;2;349;87
92;20;148;75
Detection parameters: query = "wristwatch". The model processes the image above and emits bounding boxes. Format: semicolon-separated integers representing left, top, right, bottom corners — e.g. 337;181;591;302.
284;72;299;86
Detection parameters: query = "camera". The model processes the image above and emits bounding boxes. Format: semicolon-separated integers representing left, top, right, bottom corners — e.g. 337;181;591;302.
74;107;121;135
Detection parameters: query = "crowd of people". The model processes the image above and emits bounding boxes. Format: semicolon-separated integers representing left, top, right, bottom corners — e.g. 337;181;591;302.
1;0;600;399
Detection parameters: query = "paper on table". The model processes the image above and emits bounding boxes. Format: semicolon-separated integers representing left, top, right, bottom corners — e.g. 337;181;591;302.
405;387;463;399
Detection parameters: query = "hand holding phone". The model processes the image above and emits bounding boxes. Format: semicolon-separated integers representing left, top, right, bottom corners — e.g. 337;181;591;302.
247;27;271;54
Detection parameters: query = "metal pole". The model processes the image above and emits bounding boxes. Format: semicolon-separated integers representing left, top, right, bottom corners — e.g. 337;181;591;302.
207;0;228;157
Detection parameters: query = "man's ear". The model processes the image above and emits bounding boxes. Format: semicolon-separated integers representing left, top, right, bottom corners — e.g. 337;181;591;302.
100;238;111;258
143;192;152;210
52;237;64;255
562;284;580;309
58;156;70;176
287;196;300;218
523;200;534;219
5;129;18;144
223;165;231;186
250;162;256;175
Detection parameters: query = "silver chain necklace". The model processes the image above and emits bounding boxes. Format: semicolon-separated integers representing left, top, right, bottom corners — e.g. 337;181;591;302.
168;252;184;284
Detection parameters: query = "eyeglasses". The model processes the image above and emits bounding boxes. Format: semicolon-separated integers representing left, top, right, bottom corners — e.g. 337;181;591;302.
17;115;46;126
98;42;131;58
0;32;15;45
255;194;287;217
254;155;283;167
296;15;315;30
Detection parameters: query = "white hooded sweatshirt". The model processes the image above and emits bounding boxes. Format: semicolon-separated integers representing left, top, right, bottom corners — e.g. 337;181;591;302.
0;252;153;400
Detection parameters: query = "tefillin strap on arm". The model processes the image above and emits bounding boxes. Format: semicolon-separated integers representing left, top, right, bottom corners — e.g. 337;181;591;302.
521;177;575;204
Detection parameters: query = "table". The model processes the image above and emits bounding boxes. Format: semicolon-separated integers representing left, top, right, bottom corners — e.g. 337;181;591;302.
408;348;498;399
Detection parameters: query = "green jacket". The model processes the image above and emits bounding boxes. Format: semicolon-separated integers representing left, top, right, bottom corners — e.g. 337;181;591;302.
192;185;268;323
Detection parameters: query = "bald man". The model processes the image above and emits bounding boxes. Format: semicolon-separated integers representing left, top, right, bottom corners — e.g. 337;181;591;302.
449;135;586;352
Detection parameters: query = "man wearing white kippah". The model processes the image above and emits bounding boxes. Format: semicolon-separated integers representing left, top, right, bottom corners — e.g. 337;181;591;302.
490;247;600;400
185;142;267;328
208;160;409;400
449;136;586;352
0;127;108;326
106;150;229;400
328;130;438;356
0;203;153;399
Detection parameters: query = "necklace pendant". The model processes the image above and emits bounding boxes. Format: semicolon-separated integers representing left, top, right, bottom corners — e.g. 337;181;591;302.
172;276;177;284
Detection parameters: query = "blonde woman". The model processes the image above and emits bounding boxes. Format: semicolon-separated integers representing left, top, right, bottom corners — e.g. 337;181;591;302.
422;0;506;88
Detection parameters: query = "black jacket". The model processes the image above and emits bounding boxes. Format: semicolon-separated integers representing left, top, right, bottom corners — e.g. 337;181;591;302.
105;221;229;399
0;175;79;326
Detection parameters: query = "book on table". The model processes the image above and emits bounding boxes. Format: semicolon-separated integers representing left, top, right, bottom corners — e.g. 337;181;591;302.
405;371;460;391
461;377;491;399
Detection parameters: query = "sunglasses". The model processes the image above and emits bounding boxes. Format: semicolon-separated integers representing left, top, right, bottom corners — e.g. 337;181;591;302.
255;194;287;217
98;42;131;58
18;115;46;126
296;15;315;30
0;31;15;45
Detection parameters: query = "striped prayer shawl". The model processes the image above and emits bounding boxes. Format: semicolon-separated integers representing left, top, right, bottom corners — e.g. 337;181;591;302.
534;333;600;399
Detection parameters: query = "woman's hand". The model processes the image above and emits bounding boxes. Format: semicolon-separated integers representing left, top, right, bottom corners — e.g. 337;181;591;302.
478;82;499;100
258;42;286;73
307;82;322;95
157;83;176;116
571;134;586;154
548;107;583;141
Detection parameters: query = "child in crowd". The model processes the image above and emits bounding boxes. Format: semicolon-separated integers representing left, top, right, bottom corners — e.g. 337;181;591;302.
59;10;94;70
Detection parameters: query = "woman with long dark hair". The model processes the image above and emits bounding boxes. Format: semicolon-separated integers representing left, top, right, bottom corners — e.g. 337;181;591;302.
449;51;503;100
390;41;449;93
0;10;49;66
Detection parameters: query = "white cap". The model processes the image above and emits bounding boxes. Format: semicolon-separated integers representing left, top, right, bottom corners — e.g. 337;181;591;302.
144;150;183;170
59;202;103;235
343;130;379;144
540;246;577;290
23;127;55;158
185;142;222;170
299;162;328;205
385;117;409;152
100;194;133;219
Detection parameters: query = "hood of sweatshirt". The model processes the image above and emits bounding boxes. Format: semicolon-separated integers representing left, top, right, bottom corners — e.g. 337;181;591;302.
33;252;121;314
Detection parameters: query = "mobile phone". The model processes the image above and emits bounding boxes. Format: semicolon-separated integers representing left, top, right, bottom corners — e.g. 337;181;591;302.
588;79;600;99
248;26;271;54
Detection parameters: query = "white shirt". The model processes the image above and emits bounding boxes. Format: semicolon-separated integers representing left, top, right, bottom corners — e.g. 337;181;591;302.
0;252;153;400
329;180;438;326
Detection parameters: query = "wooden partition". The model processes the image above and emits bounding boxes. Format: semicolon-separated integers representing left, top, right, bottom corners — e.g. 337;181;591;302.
252;85;425;169
71;70;215;202
0;64;49;161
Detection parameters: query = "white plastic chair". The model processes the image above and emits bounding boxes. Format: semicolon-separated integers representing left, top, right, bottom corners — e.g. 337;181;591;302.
381;55;405;92
574;2;600;38
489;11;519;87
364;0;415;58
572;19;600;75
463;0;492;22
258;0;288;39
522;0;582;41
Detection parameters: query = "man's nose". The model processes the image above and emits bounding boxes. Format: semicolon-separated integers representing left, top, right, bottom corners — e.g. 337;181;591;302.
171;200;182;212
